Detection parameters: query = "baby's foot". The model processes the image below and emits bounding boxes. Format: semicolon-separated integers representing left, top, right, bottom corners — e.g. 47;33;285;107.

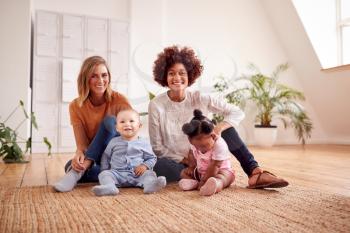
91;184;119;196
53;170;83;192
179;179;198;191
144;176;167;194
199;177;218;196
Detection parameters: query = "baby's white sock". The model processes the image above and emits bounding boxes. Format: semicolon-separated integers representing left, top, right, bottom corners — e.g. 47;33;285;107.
143;176;167;194
92;173;118;196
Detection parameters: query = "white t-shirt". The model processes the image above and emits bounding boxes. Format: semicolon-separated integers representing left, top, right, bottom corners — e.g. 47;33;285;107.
148;90;245;162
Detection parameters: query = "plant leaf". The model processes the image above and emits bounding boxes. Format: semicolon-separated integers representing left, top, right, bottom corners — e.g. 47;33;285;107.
19;100;29;119
43;137;52;156
25;137;32;153
148;92;156;100
31;112;38;130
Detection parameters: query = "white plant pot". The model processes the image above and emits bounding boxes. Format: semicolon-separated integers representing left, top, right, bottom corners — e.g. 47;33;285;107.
254;126;277;147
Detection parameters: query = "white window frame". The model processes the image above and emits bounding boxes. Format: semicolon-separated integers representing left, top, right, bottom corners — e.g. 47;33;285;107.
336;0;350;65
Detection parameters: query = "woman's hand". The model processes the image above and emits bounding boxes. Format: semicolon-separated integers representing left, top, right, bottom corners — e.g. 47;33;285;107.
134;164;148;176
181;157;189;165
183;167;194;177
71;151;87;172
197;179;206;190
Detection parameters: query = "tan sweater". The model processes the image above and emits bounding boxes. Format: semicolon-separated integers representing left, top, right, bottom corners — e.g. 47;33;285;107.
69;91;131;152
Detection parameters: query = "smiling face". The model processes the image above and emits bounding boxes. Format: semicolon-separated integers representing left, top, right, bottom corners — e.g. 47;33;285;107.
88;64;109;97
116;110;141;141
190;133;216;154
166;63;189;92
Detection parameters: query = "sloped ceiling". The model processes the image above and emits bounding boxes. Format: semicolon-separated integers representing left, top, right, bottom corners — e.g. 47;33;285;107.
262;0;350;143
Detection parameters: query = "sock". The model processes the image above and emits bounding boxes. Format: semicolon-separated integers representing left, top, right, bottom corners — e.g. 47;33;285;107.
179;179;199;191
53;170;83;192
92;184;119;196
199;177;218;196
144;176;167;194
92;171;119;196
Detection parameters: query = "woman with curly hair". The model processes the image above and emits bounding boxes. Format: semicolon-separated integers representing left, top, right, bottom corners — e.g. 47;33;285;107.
148;45;289;189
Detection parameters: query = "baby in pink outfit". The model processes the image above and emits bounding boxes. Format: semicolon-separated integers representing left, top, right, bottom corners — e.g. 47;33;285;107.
179;109;235;196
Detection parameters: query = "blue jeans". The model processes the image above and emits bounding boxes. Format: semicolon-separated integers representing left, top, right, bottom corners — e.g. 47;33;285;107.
153;127;259;182
64;115;119;183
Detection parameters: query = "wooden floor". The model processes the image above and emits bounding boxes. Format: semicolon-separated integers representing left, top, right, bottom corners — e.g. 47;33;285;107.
0;144;349;196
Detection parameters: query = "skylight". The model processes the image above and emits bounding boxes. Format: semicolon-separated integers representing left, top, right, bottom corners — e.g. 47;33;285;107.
292;0;350;68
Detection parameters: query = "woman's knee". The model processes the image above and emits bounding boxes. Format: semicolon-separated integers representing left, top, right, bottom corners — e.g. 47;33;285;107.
221;127;244;150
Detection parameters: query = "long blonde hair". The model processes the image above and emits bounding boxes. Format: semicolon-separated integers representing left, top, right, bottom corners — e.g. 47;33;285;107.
76;56;113;107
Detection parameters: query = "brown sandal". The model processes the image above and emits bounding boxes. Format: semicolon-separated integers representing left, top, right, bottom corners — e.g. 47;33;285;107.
247;171;289;189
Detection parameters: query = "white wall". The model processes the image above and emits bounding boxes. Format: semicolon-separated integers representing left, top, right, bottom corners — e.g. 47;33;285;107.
1;0;349;147
0;0;32;140
33;0;129;19
262;0;350;144
129;0;322;145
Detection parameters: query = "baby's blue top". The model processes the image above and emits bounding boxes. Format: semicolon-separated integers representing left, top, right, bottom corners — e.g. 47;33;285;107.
100;136;156;172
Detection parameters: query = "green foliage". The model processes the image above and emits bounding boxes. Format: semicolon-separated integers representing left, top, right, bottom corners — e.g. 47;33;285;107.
214;63;313;145
139;91;156;116
0;100;51;163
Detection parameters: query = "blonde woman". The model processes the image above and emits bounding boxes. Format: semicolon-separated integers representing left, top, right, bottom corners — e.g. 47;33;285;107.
54;56;131;192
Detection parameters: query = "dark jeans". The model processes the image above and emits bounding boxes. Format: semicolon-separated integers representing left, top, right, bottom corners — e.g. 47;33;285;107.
221;127;259;176
153;157;186;183
153;127;259;182
64;115;119;183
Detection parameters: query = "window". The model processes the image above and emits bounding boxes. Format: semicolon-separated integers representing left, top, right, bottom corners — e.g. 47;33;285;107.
337;0;350;64
293;0;350;68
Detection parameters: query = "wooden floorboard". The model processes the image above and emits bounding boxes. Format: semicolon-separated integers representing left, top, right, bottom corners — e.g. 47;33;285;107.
0;163;27;187
21;158;47;187
45;154;71;185
0;145;349;196
0;163;6;175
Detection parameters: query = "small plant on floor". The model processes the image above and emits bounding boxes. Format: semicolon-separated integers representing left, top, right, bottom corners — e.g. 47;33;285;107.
214;63;313;145
0;100;51;163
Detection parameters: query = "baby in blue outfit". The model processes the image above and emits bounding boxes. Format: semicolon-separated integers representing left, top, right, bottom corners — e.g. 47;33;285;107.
91;109;166;196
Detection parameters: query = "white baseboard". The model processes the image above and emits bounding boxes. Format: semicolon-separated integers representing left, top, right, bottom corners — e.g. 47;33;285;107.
245;138;350;146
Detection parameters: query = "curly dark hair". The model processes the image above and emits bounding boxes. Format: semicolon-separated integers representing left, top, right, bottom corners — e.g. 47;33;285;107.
182;109;214;138
153;45;203;87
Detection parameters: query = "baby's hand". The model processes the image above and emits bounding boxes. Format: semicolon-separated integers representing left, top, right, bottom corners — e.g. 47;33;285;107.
134;164;148;176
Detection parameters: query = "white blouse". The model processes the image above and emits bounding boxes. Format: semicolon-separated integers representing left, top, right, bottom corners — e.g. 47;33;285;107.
148;90;245;162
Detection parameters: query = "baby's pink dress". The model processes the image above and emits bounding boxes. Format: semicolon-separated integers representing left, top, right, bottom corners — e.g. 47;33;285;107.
190;137;234;177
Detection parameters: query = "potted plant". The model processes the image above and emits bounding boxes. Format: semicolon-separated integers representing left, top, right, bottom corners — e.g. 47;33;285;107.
214;63;313;146
0;100;51;163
